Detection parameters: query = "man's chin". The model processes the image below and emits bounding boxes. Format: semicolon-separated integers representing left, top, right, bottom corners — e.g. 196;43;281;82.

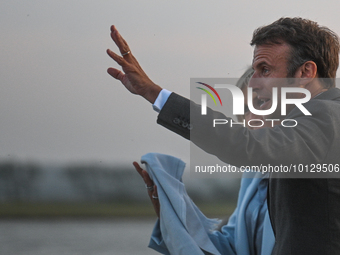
261;110;282;121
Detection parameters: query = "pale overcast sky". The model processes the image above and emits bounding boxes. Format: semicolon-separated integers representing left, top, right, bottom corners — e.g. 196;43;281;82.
1;0;340;165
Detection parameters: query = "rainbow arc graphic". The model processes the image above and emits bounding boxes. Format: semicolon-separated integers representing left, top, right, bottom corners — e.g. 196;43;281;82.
196;82;223;106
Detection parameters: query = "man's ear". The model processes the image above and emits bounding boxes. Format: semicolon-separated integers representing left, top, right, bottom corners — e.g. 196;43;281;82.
301;61;317;78
295;61;317;86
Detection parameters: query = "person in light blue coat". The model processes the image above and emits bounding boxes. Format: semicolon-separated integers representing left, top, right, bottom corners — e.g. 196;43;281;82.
208;171;275;255
134;68;275;255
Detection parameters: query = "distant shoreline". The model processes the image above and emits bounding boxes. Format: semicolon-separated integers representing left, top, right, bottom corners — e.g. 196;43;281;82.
0;202;234;219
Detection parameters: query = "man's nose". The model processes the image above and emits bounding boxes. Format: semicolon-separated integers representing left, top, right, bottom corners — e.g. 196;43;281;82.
248;76;264;92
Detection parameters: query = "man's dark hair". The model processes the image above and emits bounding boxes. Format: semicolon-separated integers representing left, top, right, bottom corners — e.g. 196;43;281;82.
250;17;340;88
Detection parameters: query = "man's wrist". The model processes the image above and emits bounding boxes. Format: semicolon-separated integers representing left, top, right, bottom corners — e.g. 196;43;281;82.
144;84;163;104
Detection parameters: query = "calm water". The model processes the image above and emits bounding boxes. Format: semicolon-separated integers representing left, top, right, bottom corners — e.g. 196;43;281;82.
0;218;160;255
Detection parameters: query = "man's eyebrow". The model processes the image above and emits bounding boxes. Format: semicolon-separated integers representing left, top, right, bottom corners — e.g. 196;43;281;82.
252;61;268;69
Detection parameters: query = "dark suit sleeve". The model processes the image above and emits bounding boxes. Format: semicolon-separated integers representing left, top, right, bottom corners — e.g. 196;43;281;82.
157;93;192;140
157;92;339;171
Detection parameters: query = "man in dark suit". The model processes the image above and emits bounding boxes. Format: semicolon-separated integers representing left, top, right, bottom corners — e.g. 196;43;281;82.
107;17;340;254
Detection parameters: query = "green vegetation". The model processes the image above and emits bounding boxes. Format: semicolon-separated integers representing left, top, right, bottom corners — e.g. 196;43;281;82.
0;202;235;218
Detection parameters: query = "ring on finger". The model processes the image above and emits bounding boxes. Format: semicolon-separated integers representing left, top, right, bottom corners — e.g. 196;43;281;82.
152;195;158;199
122;51;131;56
145;184;154;190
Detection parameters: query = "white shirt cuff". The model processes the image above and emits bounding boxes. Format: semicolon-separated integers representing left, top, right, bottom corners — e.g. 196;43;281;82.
152;89;172;113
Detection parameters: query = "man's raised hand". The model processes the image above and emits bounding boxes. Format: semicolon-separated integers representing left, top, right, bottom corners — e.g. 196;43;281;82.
107;25;162;104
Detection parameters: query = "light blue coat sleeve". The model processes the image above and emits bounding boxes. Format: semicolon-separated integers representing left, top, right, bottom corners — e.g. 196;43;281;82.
142;153;221;255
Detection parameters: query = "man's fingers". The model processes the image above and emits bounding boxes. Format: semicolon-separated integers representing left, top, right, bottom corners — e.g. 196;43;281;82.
106;49;125;66
107;67;125;81
107;49;134;76
110;25;131;57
